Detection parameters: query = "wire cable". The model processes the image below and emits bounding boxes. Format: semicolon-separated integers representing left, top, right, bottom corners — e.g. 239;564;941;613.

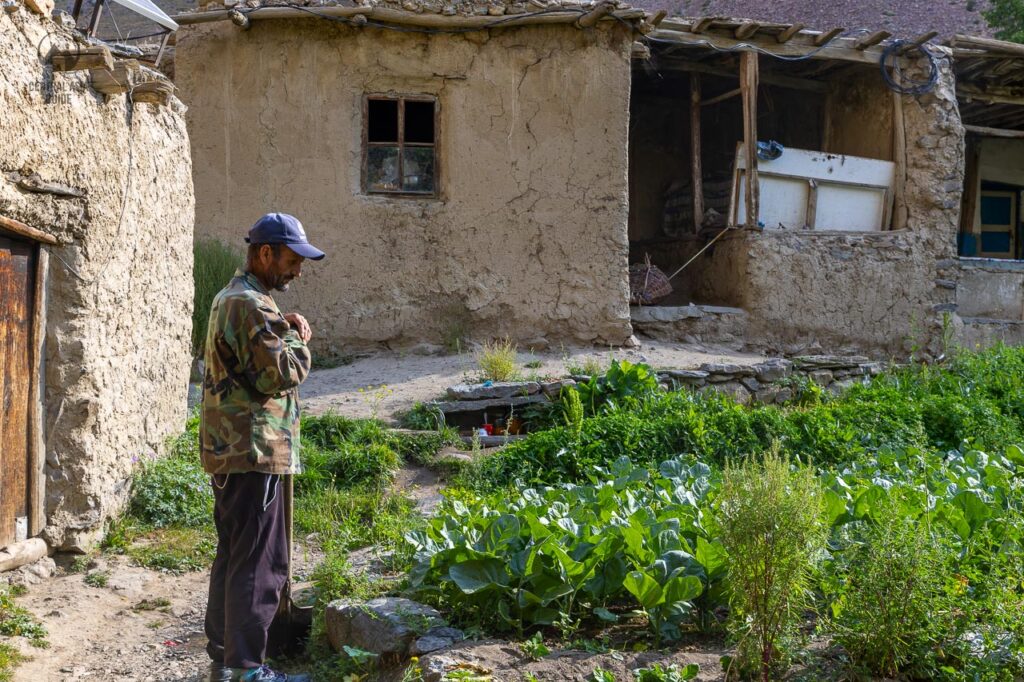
879;39;939;95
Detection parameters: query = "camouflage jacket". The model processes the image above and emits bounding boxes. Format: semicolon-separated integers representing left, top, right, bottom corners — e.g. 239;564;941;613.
200;269;311;475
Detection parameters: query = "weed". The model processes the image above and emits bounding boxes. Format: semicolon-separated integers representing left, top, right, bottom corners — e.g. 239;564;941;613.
399;402;446;431
192;238;242;356
476;338;519;382
0;587;47;647
632;663;699;681
825;497;959;678
0;642;23;682
524;358;543;369
134;597;172;611
108;523;217;573
84;570;110;588
68;555;92;574
312;353;355;370
716;450;826;681
591;667;615;682
520;631;550;660
129;416;212;529
357;384;393;421
565;355;604;378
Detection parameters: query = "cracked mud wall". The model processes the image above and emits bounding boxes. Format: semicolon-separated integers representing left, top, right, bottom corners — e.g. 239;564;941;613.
177;19;633;351
689;55;965;355
1;11;194;550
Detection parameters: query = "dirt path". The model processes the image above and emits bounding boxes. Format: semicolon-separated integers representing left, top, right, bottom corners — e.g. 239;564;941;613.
301;341;764;422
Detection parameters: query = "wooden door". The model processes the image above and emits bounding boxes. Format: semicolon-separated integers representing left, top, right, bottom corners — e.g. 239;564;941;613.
0;233;37;548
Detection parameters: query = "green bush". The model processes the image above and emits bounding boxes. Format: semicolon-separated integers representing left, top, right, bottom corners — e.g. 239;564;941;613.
826;499;959;678
192;238;242;356
129;418;212;528
716;451;826;680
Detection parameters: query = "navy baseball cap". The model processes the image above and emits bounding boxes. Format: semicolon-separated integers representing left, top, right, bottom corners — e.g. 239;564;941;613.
245;212;326;261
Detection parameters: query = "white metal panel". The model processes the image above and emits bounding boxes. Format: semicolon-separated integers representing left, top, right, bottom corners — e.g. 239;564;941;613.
109;0;179;30
731;145;896;231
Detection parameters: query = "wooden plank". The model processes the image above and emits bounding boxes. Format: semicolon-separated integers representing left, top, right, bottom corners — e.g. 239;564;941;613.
700;87;741;107
649;9;666;26
854;30;891;50
0;539;47;572
898;31;938;54
892;92;908;230
960;137;981;243
805;179;818;229
958;84;1024;106
652;58;829;93
27;248;46;536
651;26;882;65
964;123;1024;137
0;216;57;246
952;33;1024;58
575;0;614;28
821;90;833;151
812;27;844;47
89;60;139;95
131;80;174;105
690;73;704;233
51;45;113;72
690;16;716;34
734;22;760;39
740;51;759;228
776;23;805;43
0;235;36;549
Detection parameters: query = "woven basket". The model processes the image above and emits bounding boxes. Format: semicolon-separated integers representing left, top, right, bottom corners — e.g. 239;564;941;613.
629;261;673;305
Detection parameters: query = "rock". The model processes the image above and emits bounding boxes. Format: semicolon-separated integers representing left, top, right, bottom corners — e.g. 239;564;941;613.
699;362;755;377
6;556;56;586
753;359;793;382
808;370;833;386
540;379;575;397
659;369;708;386
487;3;504;13
829;378;857;395
740;376;760;392
629;305;702;323
420;654;462;682
793;355;869;370
862;362;884;375
410;626;465;655
753;387;780;404
446;381;540;400
705;381;750;405
622;334;641;348
774;388;793;404
325;597;446;657
408;343;445;356
434;394;548;414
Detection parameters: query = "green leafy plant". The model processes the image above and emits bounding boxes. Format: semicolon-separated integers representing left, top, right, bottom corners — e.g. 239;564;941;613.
562;385;584;441
85;570;110;588
986;0;1024;42
0;587;47;647
566;355;604;378
520;631;551;660
633;663;699;681
590;667;616;682
716;450;826;681
576;360;659;416
192;238;242;356
129;416;213;529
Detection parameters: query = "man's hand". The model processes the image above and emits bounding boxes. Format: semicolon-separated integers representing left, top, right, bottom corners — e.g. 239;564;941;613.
284;313;312;343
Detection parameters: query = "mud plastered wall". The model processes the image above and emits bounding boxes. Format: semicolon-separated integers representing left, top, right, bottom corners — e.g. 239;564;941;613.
690;55;964;355
0;11;194;550
177;19;632;352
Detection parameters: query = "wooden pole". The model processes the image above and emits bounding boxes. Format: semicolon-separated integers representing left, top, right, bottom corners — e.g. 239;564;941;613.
963;123;1024;138
0;216;58;245
690;74;704;233
28;248;47;536
699;87;742;107
740;51;759;228
892;92;908;229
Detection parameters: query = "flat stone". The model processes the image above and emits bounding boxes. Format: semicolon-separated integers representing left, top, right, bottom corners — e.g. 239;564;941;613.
629;305;703;323
753;359;793;382
698;305;747;316
704;381;751;405
433;394;548;414
699;362;755;376
740;377;761;392
446;382;541;400
659;369;708;385
792;355;869;370
411;626;465;655
540;379;576;397
325;597;446;657
774;388;794;404
753;387;780;404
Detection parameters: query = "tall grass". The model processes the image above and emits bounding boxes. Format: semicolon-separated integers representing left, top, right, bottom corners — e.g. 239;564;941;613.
192;238;242;356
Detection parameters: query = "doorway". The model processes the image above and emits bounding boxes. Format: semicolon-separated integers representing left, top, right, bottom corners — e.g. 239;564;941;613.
1;231;38;547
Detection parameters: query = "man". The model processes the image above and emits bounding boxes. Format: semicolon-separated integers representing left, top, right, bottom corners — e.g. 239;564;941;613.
200;213;325;682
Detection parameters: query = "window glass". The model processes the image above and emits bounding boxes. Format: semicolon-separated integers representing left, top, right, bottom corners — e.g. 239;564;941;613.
367;99;399;143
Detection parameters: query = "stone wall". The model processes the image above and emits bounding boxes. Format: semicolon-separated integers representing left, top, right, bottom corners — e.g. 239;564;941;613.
1;9;194;550
177;19;633;353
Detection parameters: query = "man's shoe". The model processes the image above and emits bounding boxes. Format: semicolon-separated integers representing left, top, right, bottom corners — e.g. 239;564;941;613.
207;662;232;682
233;665;311;682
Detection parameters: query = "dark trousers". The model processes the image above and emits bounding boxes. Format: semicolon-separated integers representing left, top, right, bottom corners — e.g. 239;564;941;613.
205;472;289;669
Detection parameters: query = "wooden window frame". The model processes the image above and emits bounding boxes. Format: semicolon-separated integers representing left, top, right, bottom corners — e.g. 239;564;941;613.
362;94;439;198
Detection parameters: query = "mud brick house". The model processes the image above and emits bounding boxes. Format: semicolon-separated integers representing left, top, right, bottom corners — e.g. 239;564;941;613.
1;5;193;561
176;3;1022;355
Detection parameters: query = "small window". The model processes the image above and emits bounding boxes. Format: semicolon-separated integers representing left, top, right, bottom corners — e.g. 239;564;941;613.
364;96;437;196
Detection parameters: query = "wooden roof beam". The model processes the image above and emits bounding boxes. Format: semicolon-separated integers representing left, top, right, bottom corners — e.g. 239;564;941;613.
734;21;760;39
690;16;716;34
812;27;844;47
965;124;1024;138
855;30;891;50
654;57;829;92
898;31;938;54
776;23;805;43
650;26;884;65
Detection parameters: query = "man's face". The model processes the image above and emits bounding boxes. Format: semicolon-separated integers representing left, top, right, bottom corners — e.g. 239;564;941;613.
258;245;305;291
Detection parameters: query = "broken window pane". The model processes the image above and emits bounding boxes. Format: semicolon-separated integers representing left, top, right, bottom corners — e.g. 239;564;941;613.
367;146;400;192
402;147;435;193
367;99;399;143
404;100;435;144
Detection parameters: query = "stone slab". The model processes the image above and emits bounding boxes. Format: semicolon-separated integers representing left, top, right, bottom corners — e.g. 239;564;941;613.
446;381;541;400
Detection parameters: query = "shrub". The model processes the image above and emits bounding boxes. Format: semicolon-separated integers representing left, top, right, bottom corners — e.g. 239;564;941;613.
129;419;212;529
826;497;959;678
576;359;660;416
476;337;519;382
192;238;242;356
716;451;826;681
